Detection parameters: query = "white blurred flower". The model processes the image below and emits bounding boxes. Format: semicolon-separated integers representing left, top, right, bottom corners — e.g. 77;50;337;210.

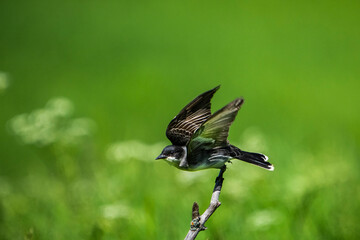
247;209;282;230
46;97;74;117
106;140;164;162
59;118;96;145
102;202;130;219
8;97;94;147
9;112;56;146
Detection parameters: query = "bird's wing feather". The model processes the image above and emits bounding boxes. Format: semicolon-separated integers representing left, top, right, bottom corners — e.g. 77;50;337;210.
166;86;220;145
188;98;244;153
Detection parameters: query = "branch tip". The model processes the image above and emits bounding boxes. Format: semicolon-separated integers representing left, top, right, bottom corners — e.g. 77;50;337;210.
185;167;227;239
192;202;200;220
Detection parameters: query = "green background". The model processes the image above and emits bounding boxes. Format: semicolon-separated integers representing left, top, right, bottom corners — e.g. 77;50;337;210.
0;0;359;239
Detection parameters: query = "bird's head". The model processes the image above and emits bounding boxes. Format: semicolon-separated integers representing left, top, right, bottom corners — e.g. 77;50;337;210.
155;145;186;164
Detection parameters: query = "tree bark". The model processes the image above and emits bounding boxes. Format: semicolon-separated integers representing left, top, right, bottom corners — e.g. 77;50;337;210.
184;166;226;240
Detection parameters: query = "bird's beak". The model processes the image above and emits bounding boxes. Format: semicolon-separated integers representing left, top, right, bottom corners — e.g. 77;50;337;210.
155;154;166;160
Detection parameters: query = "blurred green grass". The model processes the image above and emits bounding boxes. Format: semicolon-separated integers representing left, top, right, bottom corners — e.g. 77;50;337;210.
0;0;359;239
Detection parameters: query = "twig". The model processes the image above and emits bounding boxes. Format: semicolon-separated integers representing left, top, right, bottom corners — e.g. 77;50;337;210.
184;166;226;240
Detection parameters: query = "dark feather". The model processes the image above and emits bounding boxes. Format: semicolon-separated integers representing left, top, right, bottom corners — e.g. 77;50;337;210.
229;145;273;170
166;86;220;145
188;98;244;153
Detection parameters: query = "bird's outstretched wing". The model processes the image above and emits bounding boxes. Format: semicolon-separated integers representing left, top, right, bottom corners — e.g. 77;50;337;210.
188;98;244;153
166;86;220;146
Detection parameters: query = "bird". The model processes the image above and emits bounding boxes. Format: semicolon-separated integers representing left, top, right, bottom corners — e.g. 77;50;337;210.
155;86;274;171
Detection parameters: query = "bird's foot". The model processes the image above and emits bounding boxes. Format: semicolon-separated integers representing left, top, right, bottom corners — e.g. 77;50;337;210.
190;217;206;231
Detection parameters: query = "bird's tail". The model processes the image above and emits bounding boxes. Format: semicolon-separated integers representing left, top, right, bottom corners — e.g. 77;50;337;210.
230;145;274;171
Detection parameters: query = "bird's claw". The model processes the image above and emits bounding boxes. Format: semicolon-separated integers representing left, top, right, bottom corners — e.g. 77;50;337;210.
190;217;201;230
190;217;206;231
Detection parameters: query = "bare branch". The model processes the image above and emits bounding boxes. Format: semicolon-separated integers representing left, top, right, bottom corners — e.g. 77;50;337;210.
184;166;226;240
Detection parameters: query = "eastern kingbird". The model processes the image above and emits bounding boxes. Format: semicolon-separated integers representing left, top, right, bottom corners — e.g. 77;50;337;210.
156;86;274;171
